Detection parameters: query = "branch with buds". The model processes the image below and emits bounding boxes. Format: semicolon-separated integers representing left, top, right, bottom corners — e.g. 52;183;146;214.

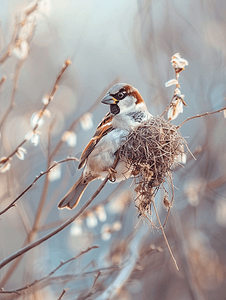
0;0;48;65
0;59;71;174
163;53;226;125
161;53;188;120
0;157;78;216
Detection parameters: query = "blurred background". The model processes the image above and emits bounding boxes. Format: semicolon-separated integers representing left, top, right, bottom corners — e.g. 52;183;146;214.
0;0;226;299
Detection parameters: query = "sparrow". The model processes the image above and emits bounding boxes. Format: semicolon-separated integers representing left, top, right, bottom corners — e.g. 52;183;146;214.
58;83;152;209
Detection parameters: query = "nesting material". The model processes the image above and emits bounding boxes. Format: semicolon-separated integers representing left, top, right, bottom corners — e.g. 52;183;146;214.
119;116;186;216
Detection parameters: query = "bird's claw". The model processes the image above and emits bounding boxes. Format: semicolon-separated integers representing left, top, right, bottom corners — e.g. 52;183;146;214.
107;167;117;182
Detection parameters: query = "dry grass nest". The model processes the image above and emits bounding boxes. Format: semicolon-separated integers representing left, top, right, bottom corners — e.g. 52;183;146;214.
119;116;187;215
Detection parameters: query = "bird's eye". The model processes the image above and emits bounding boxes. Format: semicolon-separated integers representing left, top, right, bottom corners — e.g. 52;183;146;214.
118;92;125;99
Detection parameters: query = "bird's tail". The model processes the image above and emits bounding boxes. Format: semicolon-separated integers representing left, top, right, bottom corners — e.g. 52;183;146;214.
58;176;89;210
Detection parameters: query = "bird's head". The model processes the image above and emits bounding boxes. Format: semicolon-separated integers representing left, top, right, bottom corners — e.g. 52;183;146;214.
101;83;146;115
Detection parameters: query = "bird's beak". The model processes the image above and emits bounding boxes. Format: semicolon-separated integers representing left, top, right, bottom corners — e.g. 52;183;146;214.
101;94;118;105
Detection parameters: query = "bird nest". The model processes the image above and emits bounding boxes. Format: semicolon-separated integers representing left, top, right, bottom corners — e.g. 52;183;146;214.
119;116;187;216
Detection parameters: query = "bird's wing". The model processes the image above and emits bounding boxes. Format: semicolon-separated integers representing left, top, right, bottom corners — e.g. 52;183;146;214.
78;113;114;169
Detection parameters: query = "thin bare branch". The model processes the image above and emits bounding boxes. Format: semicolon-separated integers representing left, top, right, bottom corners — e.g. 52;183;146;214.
177;106;226;129
0;175;109;270
152;200;179;270
92;271;101;289
0;59;71;165
0;75;6;91
0;246;98;295
57;288;68;300
0;16;19;65
0;265;119;297
0;60;24;130
0;157;78;216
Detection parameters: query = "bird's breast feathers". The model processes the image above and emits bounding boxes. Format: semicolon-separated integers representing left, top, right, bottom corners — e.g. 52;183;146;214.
83;128;129;179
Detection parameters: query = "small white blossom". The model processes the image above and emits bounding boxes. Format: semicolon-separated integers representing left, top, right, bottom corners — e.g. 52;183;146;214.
48;164;61;182
168;99;183;121
167;105;178;121
184;179;205;207
42;95;49;105
43;109;51;118
95;205;107;222
31;133;40;146
187;190;199;207
12;40;29;61
30;111;44;128
165;79;178;87
16;147;27;160
172;53;181;59
178;99;184;113
174;88;181;96
0;157;11;173
70;220;83;236
108;190;132;214
101;223;111;241
175;153;187;164
80;113;93;131
112;221;122;231
180;153;187;164
86;211;98;228
61;131;77;147
171;53;188;70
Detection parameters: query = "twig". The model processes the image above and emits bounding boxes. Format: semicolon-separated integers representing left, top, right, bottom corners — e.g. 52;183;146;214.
0;244;27;287
177;106;226;129
0;75;7;91
0;1;39;65
0;157;78;216
29;124;53;237
160;70;179;118
0;16;19;65
162;207;171;228
160;58;188;120
0;176;109;270
0;246;98;294
0;266;119;297
0;59;71;165
57;288;69;300
152;200;179;270
0;60;24;130
50;246;99;277
92;271;101;289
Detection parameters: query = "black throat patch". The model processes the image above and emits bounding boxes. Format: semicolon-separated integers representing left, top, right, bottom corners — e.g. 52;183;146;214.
110;104;120;115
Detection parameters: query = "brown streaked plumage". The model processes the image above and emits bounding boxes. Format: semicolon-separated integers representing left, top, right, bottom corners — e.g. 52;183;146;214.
78;113;114;169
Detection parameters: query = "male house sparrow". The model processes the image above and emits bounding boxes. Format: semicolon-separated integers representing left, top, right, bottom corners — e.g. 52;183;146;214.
58;83;152;209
